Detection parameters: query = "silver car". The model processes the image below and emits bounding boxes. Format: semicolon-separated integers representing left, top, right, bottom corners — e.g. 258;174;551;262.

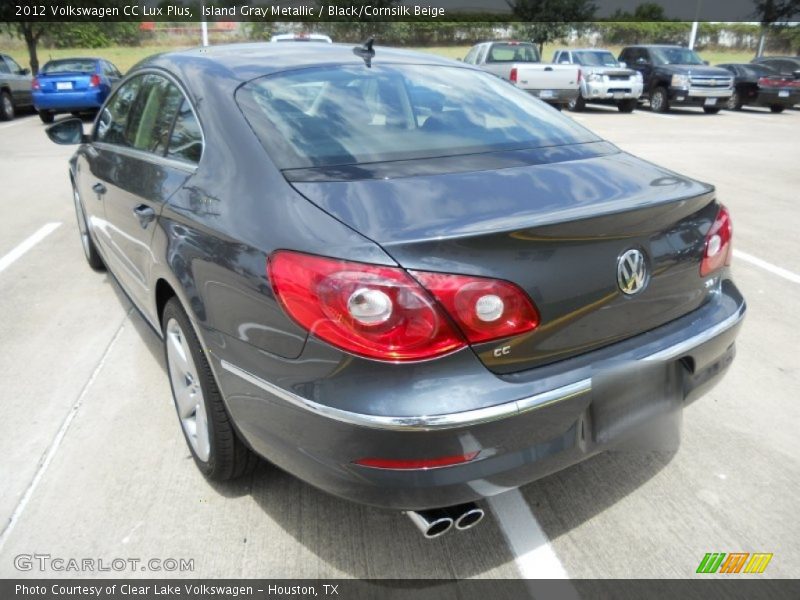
553;48;644;112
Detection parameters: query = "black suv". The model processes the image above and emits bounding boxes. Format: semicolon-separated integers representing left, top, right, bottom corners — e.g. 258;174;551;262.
619;45;733;113
0;53;33;120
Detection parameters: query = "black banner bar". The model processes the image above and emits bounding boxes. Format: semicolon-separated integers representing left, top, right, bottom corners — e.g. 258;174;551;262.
2;0;799;23
3;579;800;600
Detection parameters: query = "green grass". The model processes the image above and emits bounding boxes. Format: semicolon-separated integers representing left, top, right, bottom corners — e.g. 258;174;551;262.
7;43;756;75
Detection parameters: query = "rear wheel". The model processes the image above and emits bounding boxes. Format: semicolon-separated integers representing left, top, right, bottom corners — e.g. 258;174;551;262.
72;186;104;271
703;106;721;114
567;95;586;112
617;99;637;113
726;91;743;110
38;110;54;124
770;105;785;113
0;91;14;121
162;298;258;481
650;87;669;113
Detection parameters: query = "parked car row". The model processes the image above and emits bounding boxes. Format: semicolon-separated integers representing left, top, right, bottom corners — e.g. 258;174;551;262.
461;42;799;115
0;54;122;122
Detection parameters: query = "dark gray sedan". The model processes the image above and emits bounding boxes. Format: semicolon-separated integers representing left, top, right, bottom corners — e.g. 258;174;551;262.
46;43;745;538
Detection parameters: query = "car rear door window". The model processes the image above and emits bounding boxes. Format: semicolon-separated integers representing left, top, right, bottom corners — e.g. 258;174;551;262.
130;74;184;155
166;99;202;164
0;59;10;74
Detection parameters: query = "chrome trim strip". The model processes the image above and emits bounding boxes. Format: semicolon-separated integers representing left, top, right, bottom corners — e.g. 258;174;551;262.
220;302;744;431
643;302;745;362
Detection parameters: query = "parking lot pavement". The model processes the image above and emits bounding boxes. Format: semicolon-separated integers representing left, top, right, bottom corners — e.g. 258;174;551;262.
0;108;798;579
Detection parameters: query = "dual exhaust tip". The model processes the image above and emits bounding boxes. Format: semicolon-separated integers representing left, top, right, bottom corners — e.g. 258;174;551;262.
406;503;485;539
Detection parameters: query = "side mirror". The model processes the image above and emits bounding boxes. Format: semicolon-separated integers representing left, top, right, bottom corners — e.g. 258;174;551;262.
635;57;648;66
619;61;627;68
46;118;87;145
20;68;30;76
457;57;463;62
703;60;710;65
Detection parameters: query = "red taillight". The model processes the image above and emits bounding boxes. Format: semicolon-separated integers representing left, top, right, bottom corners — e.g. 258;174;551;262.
89;74;101;87
354;452;479;470
267;251;540;362
700;206;733;277
411;271;540;344
268;251;465;361
31;78;40;90
578;68;583;83
510;67;518;83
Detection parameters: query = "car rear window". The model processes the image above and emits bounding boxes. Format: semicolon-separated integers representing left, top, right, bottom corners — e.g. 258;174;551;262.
237;64;598;170
487;43;539;63
42;59;97;74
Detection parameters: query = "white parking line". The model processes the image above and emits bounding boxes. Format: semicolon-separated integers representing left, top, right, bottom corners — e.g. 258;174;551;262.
0;222;61;274
0;317;128;552
734;249;800;285
0;119;29;130
489;489;577;588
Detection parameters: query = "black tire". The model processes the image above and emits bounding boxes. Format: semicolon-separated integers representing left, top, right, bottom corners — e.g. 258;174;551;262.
650;87;669;113
567;95;586;112
162;297;258;481
770;105;785;113
617;99;637;113
72;185;105;271
0;90;14;121
38;110;54;124
703;107;721;114
726;91;743;111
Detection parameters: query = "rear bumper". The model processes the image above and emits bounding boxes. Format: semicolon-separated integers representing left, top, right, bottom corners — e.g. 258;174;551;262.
210;278;745;510
751;89;799;107
32;89;105;112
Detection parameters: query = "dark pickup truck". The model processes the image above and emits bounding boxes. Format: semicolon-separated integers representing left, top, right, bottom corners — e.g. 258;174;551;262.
619;45;733;114
0;53;33;120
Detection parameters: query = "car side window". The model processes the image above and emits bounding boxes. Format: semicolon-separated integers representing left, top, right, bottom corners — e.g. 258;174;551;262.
167;99;202;164
0;58;10;74
130;74;184;155
476;45;488;64
4;56;23;73
95;75;144;146
463;47;479;65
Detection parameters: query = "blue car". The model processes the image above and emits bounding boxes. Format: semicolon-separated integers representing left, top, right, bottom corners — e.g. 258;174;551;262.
32;57;122;123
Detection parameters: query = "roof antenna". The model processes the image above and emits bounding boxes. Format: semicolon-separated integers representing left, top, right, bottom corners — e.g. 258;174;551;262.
353;37;375;67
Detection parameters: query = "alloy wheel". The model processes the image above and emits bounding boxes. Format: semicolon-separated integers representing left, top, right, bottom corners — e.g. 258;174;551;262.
2;94;13;120
166;318;210;462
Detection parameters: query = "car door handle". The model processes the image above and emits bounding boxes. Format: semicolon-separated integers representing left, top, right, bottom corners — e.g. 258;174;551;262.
92;182;107;195
133;204;156;228
544;66;553;71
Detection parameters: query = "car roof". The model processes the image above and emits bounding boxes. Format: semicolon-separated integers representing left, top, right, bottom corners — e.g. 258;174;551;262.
134;42;462;88
625;45;687;49
561;48;616;53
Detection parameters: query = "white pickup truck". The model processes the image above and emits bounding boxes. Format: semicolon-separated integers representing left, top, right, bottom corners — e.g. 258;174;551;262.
463;41;580;108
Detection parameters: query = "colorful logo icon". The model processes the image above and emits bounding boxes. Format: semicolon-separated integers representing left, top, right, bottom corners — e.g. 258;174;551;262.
696;552;773;574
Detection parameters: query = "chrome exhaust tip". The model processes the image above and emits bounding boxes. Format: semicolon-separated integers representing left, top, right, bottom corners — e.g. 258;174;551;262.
405;509;454;539
453;504;485;530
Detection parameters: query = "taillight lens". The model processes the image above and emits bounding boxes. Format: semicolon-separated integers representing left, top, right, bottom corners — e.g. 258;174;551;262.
268;251;464;361
267;251;540;361
411;271;540;344
510;67;518;83
32;78;40;90
577;68;583;83
700;205;733;277
89;74;101;87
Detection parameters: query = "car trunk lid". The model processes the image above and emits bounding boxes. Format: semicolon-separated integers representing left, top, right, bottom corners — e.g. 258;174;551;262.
289;148;720;373
38;72;94;93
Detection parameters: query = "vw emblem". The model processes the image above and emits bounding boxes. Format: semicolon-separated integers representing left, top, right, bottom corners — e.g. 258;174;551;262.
617;249;649;295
